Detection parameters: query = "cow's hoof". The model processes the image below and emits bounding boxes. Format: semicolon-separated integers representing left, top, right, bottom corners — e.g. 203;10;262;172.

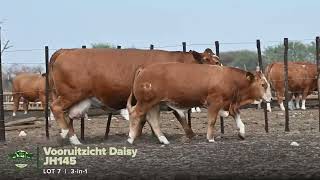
238;133;245;140
127;138;134;144
159;136;170;145
69;135;82;145
186;132;196;139
12;113;16;117
208;139;215;143
301;107;306;110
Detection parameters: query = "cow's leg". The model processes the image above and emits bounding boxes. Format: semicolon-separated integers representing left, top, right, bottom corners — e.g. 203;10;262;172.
146;105;170;144
301;89;309;110
68;118;81;145
288;94;295;110
196;107;201;112
295;94;301;109
12;94;21;117
266;102;272;112
277;91;285;111
50;96;74;140
120;108;129;120
206;104;220;142
172;110;195;139
23;99;29;114
234;113;245;139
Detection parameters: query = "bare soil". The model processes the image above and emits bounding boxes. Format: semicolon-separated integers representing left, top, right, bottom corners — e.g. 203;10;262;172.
1;106;320;180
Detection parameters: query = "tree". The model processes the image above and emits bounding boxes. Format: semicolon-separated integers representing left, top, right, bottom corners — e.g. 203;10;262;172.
220;50;258;71
91;43;115;49
263;41;316;63
0;22;13;54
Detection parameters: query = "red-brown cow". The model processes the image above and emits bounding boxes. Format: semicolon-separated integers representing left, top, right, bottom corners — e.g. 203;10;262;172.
127;63;272;144
49;48;220;145
12;73;46;116
264;62;317;112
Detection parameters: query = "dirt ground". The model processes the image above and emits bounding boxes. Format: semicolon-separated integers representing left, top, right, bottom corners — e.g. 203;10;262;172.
1;105;320;180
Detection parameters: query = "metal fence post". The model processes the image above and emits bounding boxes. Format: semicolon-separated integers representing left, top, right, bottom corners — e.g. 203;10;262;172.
316;36;320;132
150;44;154;50
283;38;290;132
45;46;50;139
117;45;121;49
215;41;224;134
182;42;192;127
256;39;269;133
80;45;86;140
0;26;5;142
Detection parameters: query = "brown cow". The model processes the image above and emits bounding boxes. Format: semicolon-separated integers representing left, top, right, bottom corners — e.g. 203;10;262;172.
12;73;46;116
264;62;317;112
127;63;272;144
49;48;220;145
12;73;56;119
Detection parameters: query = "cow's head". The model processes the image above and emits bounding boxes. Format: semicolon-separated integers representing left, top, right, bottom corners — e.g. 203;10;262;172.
189;48;221;66
246;70;272;103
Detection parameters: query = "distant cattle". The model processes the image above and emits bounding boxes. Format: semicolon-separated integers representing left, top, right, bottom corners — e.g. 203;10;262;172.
49;48;221;145
127;63;271;144
12;73;55;119
264;62;317;112
12;73;46;116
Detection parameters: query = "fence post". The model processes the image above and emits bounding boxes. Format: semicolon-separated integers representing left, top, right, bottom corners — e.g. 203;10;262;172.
80;45;86;141
283;38;290;132
0;26;5;142
117;45;121;49
215;41;224;134
182;42;192;127
256;39;269;133
45;46;50;139
150;44;154;50
316;36;320;132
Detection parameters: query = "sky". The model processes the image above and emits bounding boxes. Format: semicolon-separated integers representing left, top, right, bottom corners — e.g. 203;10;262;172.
0;0;319;65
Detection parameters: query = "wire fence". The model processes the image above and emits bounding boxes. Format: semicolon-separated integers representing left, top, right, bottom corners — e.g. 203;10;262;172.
0;37;319;142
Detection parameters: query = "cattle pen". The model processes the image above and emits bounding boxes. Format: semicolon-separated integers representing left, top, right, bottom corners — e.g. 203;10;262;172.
1;36;320;179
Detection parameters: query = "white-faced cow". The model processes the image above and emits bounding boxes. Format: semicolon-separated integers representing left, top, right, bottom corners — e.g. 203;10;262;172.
264;62;317;112
127;63;272;144
49;48;221;145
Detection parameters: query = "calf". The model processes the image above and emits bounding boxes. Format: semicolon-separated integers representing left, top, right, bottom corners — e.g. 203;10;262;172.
127;63;272;144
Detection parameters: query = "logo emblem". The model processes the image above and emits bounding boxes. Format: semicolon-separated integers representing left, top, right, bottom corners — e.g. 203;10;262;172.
9;150;33;168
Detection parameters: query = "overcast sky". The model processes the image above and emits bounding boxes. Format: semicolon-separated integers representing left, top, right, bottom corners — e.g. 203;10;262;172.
0;0;319;65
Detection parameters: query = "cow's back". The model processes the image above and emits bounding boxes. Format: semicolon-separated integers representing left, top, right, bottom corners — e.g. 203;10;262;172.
12;73;44;101
266;62;317;93
50;48;195;109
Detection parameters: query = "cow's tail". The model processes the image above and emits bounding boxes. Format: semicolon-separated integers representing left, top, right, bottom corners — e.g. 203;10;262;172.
48;49;65;100
127;67;144;114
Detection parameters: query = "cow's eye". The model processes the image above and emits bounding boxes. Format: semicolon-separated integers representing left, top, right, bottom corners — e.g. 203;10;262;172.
262;82;268;89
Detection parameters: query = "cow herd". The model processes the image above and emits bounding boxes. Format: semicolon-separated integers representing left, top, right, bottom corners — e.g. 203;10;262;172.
11;47;317;145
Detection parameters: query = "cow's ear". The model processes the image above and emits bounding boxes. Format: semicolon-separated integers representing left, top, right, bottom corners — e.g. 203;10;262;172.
190;50;203;64
246;72;255;83
204;48;214;54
